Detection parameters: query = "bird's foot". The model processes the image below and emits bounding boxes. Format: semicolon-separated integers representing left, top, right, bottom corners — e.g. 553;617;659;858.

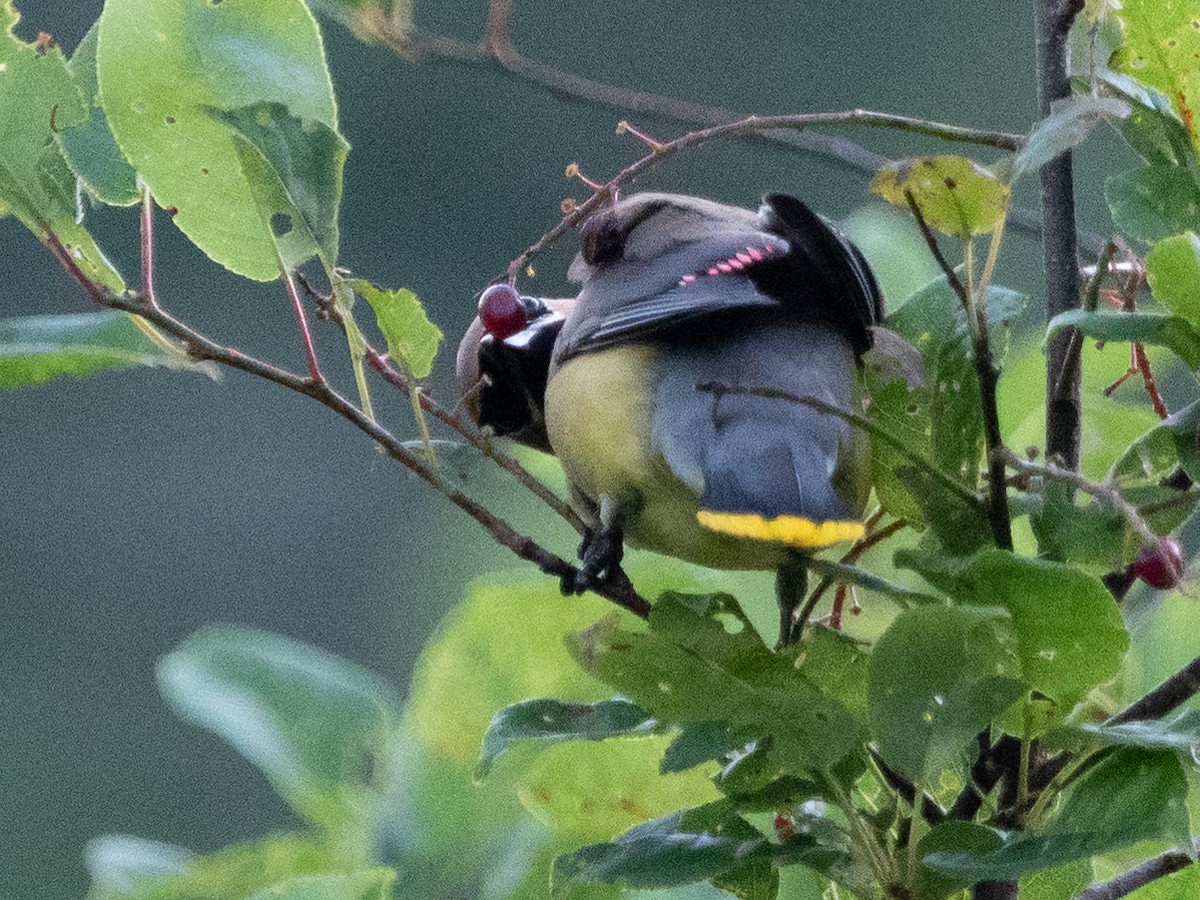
561;525;625;595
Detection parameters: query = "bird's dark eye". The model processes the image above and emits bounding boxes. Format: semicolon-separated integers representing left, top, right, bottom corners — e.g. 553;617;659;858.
581;211;625;266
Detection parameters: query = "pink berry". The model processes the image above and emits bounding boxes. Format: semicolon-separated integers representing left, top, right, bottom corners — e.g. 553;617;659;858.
1133;538;1185;590
479;284;528;340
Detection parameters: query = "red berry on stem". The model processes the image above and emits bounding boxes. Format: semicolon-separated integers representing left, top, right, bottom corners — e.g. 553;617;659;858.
479;284;528;340
1133;537;1185;590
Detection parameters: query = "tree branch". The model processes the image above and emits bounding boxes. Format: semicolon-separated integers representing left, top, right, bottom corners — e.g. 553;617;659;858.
41;229;650;620
1108;654;1200;726
509;110;1024;282
1039;0;1085;469
1076;836;1200;900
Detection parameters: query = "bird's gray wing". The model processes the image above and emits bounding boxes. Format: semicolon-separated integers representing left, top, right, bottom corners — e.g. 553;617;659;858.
651;322;867;546
557;231;790;361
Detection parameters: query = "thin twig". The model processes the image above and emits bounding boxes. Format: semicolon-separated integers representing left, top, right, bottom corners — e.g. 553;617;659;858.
140;186;162;311
507;110;1024;282
41;229;649;619
1054;241;1116;402
998;449;1158;546
902;191;1013;550
1076;836;1200;900
282;266;325;385
801;512;907;624
307;277;586;532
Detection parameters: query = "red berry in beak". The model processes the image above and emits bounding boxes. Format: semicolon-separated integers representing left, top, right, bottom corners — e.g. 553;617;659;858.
479;284;528;341
1133;537;1185;590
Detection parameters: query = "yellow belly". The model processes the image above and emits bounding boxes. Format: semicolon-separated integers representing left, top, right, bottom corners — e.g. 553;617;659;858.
545;346;786;571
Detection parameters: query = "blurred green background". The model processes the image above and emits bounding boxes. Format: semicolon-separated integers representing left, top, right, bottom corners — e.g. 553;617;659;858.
0;1;1174;897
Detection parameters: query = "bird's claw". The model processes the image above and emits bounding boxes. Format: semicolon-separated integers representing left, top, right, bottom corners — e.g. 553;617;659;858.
561;525;624;595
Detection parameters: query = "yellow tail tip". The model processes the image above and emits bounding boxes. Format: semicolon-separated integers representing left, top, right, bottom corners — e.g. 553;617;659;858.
696;510;865;548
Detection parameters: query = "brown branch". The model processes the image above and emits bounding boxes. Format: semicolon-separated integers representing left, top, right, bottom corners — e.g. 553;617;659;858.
1076;836;1200;900
509;111;1024;282
305;278;586;533
902;191;1012;551
42;230;649;619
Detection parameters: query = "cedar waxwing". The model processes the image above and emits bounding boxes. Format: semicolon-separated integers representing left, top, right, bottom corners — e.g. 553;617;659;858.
460;192;883;643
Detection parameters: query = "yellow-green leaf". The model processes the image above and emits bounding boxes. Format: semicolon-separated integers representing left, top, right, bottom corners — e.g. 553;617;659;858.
872;155;1010;236
349;278;441;379
1112;0;1200;151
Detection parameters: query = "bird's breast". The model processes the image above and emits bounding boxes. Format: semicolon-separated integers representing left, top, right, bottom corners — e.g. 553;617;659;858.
545;344;659;512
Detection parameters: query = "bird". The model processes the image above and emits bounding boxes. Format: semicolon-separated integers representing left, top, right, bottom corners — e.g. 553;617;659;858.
459;192;883;644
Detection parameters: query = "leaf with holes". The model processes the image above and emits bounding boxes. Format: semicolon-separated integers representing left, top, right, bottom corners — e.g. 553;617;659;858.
868;605;1023;782
0;7;123;290
96;0;337;280
896;548;1128;717
566;593;864;780
211;102;349;272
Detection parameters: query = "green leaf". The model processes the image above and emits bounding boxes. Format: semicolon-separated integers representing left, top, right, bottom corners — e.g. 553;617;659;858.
868;605;1024;782
1101;67;1198;167
85;833;338;900
866;276;1026;532
1028;488;1137;570
926;748;1189;882
0;9;124;291
210;102;349;272
349;278;442;379
96;0;337;280
242;871;396;900
0;1;87;200
58;22;138;206
517;735;721;841
0;311;210;389
915;821;1005;900
871;155;1010;236
1018;860;1094;900
1148;232;1200;325
1112;0;1200;152
475;698;657;781
567;593;864;778
1047;309;1200;371
156;627;400;835
896;548;1128;714
1014;95;1131;180
551;804;770;895
1106;164;1200;244
407;574;622;766
1112;399;1200;488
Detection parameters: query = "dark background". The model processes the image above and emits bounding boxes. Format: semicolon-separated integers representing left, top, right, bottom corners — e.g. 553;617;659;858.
0;2;1144;897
